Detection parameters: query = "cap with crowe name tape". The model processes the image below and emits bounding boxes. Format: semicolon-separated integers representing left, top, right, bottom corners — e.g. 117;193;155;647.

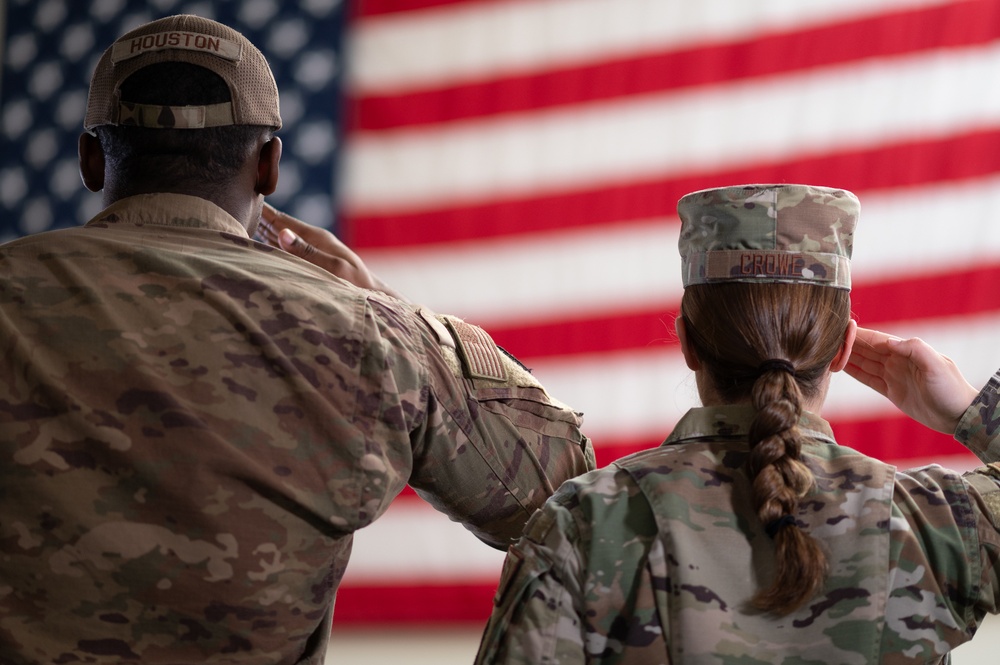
677;183;858;291
85;14;282;131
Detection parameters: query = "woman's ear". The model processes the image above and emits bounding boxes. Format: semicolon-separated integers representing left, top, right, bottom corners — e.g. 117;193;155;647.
78;132;105;193
675;316;702;371
829;318;858;373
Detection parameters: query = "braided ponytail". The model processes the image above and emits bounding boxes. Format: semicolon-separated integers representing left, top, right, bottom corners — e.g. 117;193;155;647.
680;282;851;615
745;364;827;614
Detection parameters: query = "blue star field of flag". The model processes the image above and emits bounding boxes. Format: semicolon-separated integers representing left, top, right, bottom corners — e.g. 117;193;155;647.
0;0;347;242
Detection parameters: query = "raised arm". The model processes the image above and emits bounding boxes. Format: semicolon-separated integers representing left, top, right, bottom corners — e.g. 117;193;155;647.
258;204;596;547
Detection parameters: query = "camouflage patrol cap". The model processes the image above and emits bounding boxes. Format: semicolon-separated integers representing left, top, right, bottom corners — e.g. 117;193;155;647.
85;15;281;131
677;184;858;290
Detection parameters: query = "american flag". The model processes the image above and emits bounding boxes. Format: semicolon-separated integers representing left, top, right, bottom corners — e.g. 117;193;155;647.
334;0;1000;625
0;0;347;237
5;0;1000;628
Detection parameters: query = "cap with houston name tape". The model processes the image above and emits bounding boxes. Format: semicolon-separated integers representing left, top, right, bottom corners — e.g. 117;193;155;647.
85;14;281;131
677;184;858;291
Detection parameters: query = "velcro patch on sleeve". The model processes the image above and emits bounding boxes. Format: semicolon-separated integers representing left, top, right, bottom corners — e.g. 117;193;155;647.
444;318;508;382
418;308;456;349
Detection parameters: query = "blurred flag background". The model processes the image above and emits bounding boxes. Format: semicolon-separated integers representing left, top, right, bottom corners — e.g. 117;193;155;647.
5;0;1000;654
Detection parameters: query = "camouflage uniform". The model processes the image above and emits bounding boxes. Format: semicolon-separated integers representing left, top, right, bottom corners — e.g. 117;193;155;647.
0;193;595;664
475;391;1000;665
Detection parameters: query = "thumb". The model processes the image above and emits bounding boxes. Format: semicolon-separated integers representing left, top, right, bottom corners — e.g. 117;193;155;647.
278;228;316;259
278;228;305;253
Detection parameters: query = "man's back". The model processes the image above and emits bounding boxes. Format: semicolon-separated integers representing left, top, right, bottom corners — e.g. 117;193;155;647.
0;193;422;663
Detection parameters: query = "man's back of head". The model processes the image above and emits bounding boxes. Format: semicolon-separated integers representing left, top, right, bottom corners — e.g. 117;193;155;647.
95;62;273;197
80;15;283;213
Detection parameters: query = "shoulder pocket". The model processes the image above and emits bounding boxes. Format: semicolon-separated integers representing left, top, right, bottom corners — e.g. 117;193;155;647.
965;463;1000;530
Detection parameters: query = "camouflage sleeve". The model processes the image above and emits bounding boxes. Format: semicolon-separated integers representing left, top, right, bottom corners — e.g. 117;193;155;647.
475;470;661;664
885;464;1000;656
368;295;595;549
955;368;1000;463
474;500;588;664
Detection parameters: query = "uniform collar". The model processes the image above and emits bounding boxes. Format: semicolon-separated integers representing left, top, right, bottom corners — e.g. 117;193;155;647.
85;193;248;237
664;404;838;446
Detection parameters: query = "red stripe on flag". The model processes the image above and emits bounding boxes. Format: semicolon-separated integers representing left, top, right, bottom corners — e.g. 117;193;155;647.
830;415;975;464
349;0;1000;130
585;417;971;467
344;129;1000;248
491;307;680;361
353;0;502;19
335;580;497;624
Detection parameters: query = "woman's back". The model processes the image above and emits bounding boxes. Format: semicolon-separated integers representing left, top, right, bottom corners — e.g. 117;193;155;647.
477;404;1000;663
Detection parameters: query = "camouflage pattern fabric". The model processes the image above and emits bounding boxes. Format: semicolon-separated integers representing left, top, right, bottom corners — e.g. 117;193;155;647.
678;184;858;290
476;404;1000;664
114;99;236;128
0;193;595;664
956;367;1000;461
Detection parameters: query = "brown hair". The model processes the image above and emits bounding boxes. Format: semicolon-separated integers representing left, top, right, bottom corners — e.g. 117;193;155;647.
680;282;851;615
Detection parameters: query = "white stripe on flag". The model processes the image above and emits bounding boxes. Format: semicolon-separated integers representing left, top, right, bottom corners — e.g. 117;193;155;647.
343;42;1000;211
348;0;951;94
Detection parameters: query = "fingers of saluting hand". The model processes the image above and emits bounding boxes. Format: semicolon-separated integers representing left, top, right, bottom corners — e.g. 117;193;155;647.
262;201;295;227
262;202;326;241
844;327;903;397
844;359;888;396
256;207;280;247
848;328;905;367
257;202;402;296
852;327;902;355
258;204;318;257
279;228;317;257
258;203;293;242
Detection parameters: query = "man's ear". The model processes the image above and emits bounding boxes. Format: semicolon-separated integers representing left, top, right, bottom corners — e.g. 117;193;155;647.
255;136;281;196
675;316;702;371
78;132;105;193
829;318;858;373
